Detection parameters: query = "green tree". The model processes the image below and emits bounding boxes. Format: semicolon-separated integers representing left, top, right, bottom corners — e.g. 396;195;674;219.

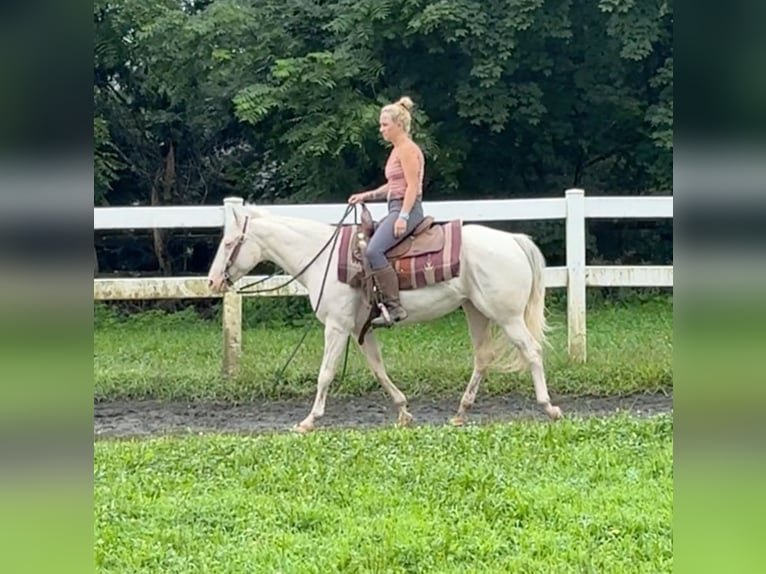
94;0;673;276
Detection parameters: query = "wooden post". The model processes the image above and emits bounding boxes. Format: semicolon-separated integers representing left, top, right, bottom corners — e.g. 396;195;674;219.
565;189;587;363
222;196;244;377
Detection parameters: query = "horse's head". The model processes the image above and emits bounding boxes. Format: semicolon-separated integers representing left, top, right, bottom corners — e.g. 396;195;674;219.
207;206;263;293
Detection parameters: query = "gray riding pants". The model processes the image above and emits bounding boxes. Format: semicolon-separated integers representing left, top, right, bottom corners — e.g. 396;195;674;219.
366;198;425;270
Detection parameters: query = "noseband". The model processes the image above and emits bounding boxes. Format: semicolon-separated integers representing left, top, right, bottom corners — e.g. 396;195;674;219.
223;215;249;287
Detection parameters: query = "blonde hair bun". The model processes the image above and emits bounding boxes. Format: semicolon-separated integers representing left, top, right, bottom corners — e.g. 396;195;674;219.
381;96;416;134
396;96;415;111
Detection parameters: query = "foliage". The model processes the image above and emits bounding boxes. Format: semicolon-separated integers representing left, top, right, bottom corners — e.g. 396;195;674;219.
93;0;673;275
95;414;673;573
94;114;122;204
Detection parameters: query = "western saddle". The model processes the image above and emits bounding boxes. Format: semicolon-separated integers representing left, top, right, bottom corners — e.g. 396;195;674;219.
353;204;445;263
350;203;449;342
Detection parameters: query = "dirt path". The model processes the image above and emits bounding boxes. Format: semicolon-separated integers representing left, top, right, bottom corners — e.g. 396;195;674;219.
94;391;672;438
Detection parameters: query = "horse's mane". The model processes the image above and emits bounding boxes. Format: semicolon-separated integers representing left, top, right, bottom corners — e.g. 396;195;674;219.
242;203;336;236
243;203;272;219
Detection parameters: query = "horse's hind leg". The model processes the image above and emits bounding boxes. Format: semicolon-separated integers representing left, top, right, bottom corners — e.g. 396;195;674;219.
502;316;562;420
293;322;348;433
452;301;491;426
356;331;413;427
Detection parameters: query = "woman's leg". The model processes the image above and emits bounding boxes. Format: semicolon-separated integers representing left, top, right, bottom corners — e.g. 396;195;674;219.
366;201;425;270
365;210;401;271
365;201;424;325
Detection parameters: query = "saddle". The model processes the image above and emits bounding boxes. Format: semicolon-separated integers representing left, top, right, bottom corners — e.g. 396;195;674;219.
354;204;445;262
338;203;462;291
337;204;463;343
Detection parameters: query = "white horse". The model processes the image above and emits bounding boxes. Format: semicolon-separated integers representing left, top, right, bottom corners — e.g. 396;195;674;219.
207;203;562;432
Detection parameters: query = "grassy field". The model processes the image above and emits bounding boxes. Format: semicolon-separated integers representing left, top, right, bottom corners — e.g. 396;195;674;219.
94;296;672;402
94;413;672;573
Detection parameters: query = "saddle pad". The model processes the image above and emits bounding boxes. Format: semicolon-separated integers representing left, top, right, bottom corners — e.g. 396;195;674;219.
396;219;461;289
337;220;462;290
337;224;363;286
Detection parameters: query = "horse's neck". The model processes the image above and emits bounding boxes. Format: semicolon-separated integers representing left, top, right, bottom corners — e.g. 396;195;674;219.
253;217;335;285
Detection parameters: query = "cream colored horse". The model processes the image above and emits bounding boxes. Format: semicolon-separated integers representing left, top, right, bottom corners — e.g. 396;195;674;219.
207;204;562;432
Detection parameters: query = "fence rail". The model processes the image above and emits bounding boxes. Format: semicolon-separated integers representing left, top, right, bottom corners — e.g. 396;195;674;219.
94;189;673;372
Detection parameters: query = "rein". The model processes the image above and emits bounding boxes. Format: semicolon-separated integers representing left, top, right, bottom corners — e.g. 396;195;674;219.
233;204;359;382
236;204;356;295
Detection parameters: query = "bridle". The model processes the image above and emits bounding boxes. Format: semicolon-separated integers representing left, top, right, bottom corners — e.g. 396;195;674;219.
223;215;249;287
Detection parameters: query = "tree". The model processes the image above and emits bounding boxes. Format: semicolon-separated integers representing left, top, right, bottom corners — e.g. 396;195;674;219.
94;0;673;275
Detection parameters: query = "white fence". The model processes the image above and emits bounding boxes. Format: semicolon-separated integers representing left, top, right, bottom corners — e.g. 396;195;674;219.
94;189;673;374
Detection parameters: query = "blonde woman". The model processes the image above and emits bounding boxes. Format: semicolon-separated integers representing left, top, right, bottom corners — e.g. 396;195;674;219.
348;96;426;325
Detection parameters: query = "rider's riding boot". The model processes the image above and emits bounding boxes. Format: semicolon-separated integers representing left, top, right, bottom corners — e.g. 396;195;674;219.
371;264;408;326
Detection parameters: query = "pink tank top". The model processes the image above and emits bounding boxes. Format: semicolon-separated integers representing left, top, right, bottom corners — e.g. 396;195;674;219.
385;147;424;202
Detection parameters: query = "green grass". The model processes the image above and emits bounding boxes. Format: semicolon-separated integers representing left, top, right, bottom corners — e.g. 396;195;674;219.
94;297;672;402
94;414;673;573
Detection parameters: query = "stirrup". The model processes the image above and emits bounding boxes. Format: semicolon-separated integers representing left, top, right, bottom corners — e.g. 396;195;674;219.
371;303;407;328
371;303;393;328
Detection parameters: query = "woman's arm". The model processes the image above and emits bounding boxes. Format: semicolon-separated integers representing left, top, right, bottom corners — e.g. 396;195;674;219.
398;145;422;219
363;184;388;201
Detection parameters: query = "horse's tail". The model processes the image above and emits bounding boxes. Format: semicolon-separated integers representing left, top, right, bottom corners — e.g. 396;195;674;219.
482;233;549;374
514;233;549;349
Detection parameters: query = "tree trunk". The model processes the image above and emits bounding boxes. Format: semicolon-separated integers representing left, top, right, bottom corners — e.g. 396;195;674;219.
151;141;176;277
151;179;172;277
149;142;177;311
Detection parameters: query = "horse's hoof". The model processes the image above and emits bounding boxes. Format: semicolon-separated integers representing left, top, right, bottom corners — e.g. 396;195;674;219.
397;411;414;427
451;415;466;427
291;422;313;434
546;405;563;420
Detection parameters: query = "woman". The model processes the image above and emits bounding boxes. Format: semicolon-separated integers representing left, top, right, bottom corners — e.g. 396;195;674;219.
348;96;426;326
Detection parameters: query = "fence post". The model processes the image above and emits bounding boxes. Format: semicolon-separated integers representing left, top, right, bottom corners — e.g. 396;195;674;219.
222;196;244;377
565;188;587;363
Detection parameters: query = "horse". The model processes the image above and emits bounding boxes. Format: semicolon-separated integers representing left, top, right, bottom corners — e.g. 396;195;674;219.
206;203;562;433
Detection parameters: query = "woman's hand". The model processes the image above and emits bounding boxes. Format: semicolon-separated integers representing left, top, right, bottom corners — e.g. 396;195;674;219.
347;192;366;205
394;217;407;238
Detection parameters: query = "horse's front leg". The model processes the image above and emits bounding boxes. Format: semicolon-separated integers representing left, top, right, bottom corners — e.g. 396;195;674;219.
293;322;348;433
356;331;413;427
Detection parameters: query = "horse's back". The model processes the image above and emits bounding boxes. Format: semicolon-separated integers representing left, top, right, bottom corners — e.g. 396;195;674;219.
461;224;533;259
460;223;536;288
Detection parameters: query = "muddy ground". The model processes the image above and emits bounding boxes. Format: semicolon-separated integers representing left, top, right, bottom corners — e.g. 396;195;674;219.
94;391;672;438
